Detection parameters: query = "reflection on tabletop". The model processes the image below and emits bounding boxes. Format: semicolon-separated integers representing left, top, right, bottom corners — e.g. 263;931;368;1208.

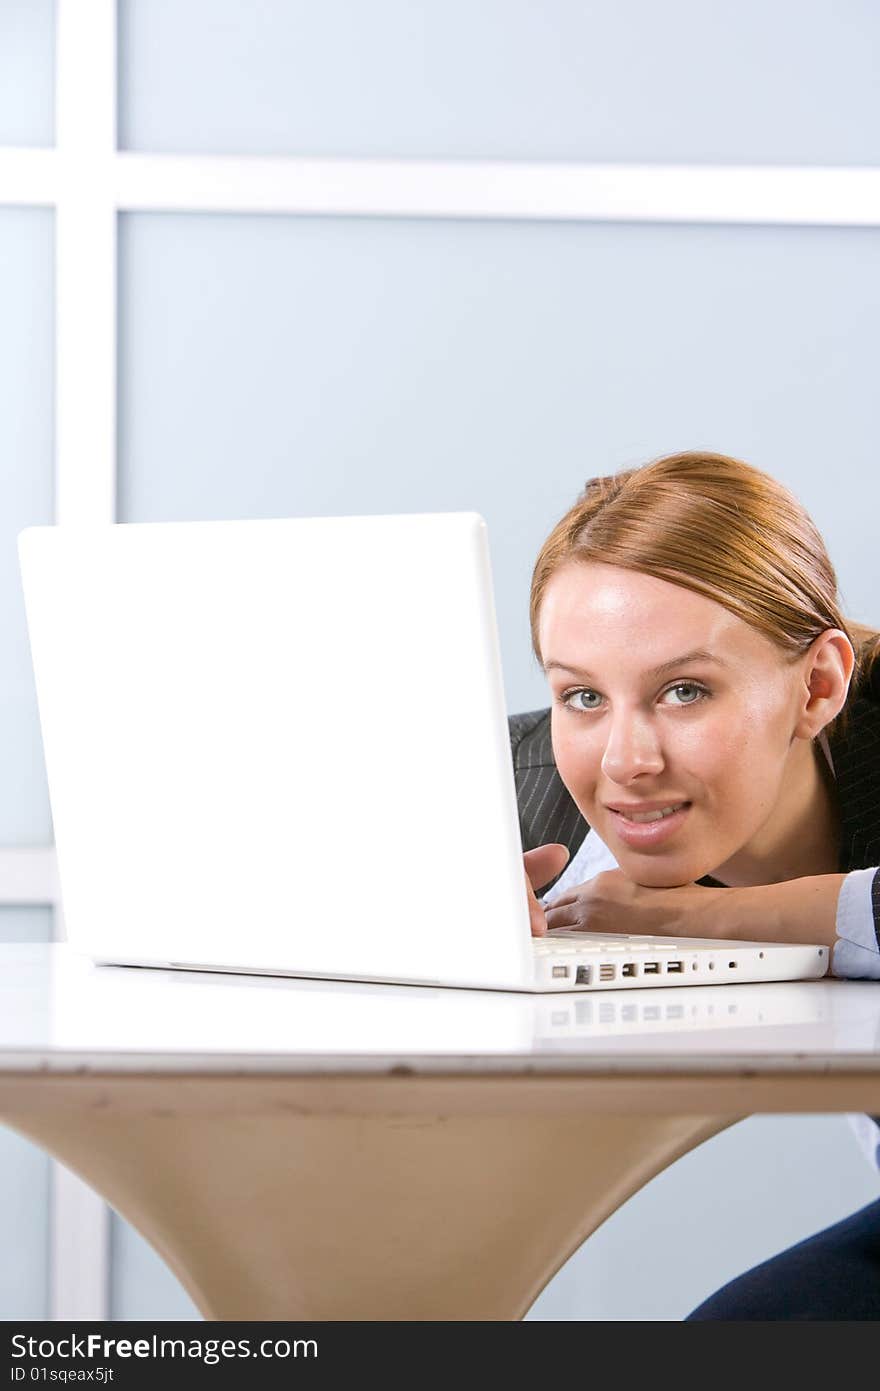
1;943;879;1069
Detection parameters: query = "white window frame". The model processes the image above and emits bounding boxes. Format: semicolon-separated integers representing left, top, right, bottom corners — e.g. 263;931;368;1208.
0;0;878;1322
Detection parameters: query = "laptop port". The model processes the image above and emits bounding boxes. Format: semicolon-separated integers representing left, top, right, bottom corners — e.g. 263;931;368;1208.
728;961;737;968
551;965;569;979
598;963;616;982
621;962;638;977
575;965;591;985
666;960;684;973
643;961;661;974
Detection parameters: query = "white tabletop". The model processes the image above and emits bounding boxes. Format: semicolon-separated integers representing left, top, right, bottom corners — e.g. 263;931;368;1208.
1;940;878;1079
1;943;880;1076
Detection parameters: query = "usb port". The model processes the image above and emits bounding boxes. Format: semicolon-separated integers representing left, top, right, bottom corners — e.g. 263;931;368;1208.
621;962;638;977
666;960;684;973
551;965;569;979
643;961;660;974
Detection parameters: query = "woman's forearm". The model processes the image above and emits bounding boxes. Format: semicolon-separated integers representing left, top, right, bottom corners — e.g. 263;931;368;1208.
703;873;847;953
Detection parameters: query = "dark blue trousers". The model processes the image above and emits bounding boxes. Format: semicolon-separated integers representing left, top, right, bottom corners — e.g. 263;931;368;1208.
685;1196;880;1319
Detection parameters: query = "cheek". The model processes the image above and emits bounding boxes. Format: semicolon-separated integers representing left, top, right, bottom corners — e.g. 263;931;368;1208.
685;707;788;826
550;716;602;795
681;725;739;804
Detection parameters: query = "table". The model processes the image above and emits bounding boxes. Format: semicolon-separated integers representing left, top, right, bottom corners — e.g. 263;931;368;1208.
1;943;879;1321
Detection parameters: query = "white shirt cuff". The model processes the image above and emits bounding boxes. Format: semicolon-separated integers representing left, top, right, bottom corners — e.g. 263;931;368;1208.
832;867;880;979
847;1112;880;1173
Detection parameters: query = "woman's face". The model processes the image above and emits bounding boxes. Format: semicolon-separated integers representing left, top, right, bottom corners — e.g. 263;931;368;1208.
537;561;811;888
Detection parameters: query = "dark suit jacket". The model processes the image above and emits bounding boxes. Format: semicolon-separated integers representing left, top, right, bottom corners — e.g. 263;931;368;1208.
508;681;880;945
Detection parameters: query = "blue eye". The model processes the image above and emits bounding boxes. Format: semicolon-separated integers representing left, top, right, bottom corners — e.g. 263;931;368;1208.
661;683;706;705
562;689;603;711
558;678;711;712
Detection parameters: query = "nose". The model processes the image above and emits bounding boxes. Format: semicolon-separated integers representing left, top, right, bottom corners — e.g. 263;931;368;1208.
600;708;665;784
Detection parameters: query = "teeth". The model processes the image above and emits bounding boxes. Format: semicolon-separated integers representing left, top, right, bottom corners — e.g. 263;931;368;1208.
620;803;686;823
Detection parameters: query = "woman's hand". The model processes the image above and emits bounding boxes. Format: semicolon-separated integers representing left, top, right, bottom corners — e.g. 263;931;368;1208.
543;869;726;938
523;844;570;937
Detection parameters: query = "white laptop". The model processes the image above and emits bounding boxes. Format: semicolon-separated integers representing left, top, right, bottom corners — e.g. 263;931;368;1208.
18;513;828;993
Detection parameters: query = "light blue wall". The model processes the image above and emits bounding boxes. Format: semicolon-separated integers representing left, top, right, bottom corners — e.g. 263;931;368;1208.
529;1113;880;1320
118;213;880;716
119;0;880;165
0;1;55;146
4;0;880;1323
110;1224;198;1321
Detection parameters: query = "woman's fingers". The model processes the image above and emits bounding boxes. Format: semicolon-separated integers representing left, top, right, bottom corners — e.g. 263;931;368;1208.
523;865;548;937
523;845;570;938
544;903;581;930
523;843;570;892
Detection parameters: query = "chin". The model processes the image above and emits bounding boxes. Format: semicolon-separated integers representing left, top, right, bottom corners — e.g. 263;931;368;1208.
625;862;700;884
618;853;709;889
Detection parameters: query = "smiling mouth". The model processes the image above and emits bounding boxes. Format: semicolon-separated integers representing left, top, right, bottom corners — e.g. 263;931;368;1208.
612;801;691;823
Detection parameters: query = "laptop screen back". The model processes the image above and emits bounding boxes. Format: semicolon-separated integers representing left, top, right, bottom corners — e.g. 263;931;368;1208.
19;513;534;989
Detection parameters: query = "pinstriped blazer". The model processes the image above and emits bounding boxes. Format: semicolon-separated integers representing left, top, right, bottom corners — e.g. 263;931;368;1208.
508;682;880;947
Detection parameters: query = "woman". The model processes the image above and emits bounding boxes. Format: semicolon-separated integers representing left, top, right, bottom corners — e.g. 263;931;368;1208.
513;450;880;1319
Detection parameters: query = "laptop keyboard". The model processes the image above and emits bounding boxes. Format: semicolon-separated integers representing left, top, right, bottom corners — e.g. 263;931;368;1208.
535;934;678;954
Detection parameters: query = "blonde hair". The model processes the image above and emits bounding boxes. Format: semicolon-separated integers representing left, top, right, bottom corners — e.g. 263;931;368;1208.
529;451;880;743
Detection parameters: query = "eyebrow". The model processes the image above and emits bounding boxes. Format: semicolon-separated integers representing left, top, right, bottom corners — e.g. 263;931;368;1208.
543;648;731;679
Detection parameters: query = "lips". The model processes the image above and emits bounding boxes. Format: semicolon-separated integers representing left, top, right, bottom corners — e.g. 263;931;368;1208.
606;801;692;848
614;801;689;823
605;798;690;816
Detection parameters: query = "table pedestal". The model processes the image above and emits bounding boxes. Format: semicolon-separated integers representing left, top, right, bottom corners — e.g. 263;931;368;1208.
15;1067;876;1319
0;1072;751;1320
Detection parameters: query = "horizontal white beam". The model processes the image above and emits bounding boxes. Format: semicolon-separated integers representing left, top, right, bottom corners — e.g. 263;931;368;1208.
115;153;880;227
0;849;59;904
4;149;880;228
0;148;57;205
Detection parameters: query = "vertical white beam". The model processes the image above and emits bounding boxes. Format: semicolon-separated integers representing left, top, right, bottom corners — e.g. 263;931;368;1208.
55;0;118;527
50;1165;111;1321
49;0;117;1321
0;849;58;901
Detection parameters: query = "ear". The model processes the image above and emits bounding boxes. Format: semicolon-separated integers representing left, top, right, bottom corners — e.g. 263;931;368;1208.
792;629;855;740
